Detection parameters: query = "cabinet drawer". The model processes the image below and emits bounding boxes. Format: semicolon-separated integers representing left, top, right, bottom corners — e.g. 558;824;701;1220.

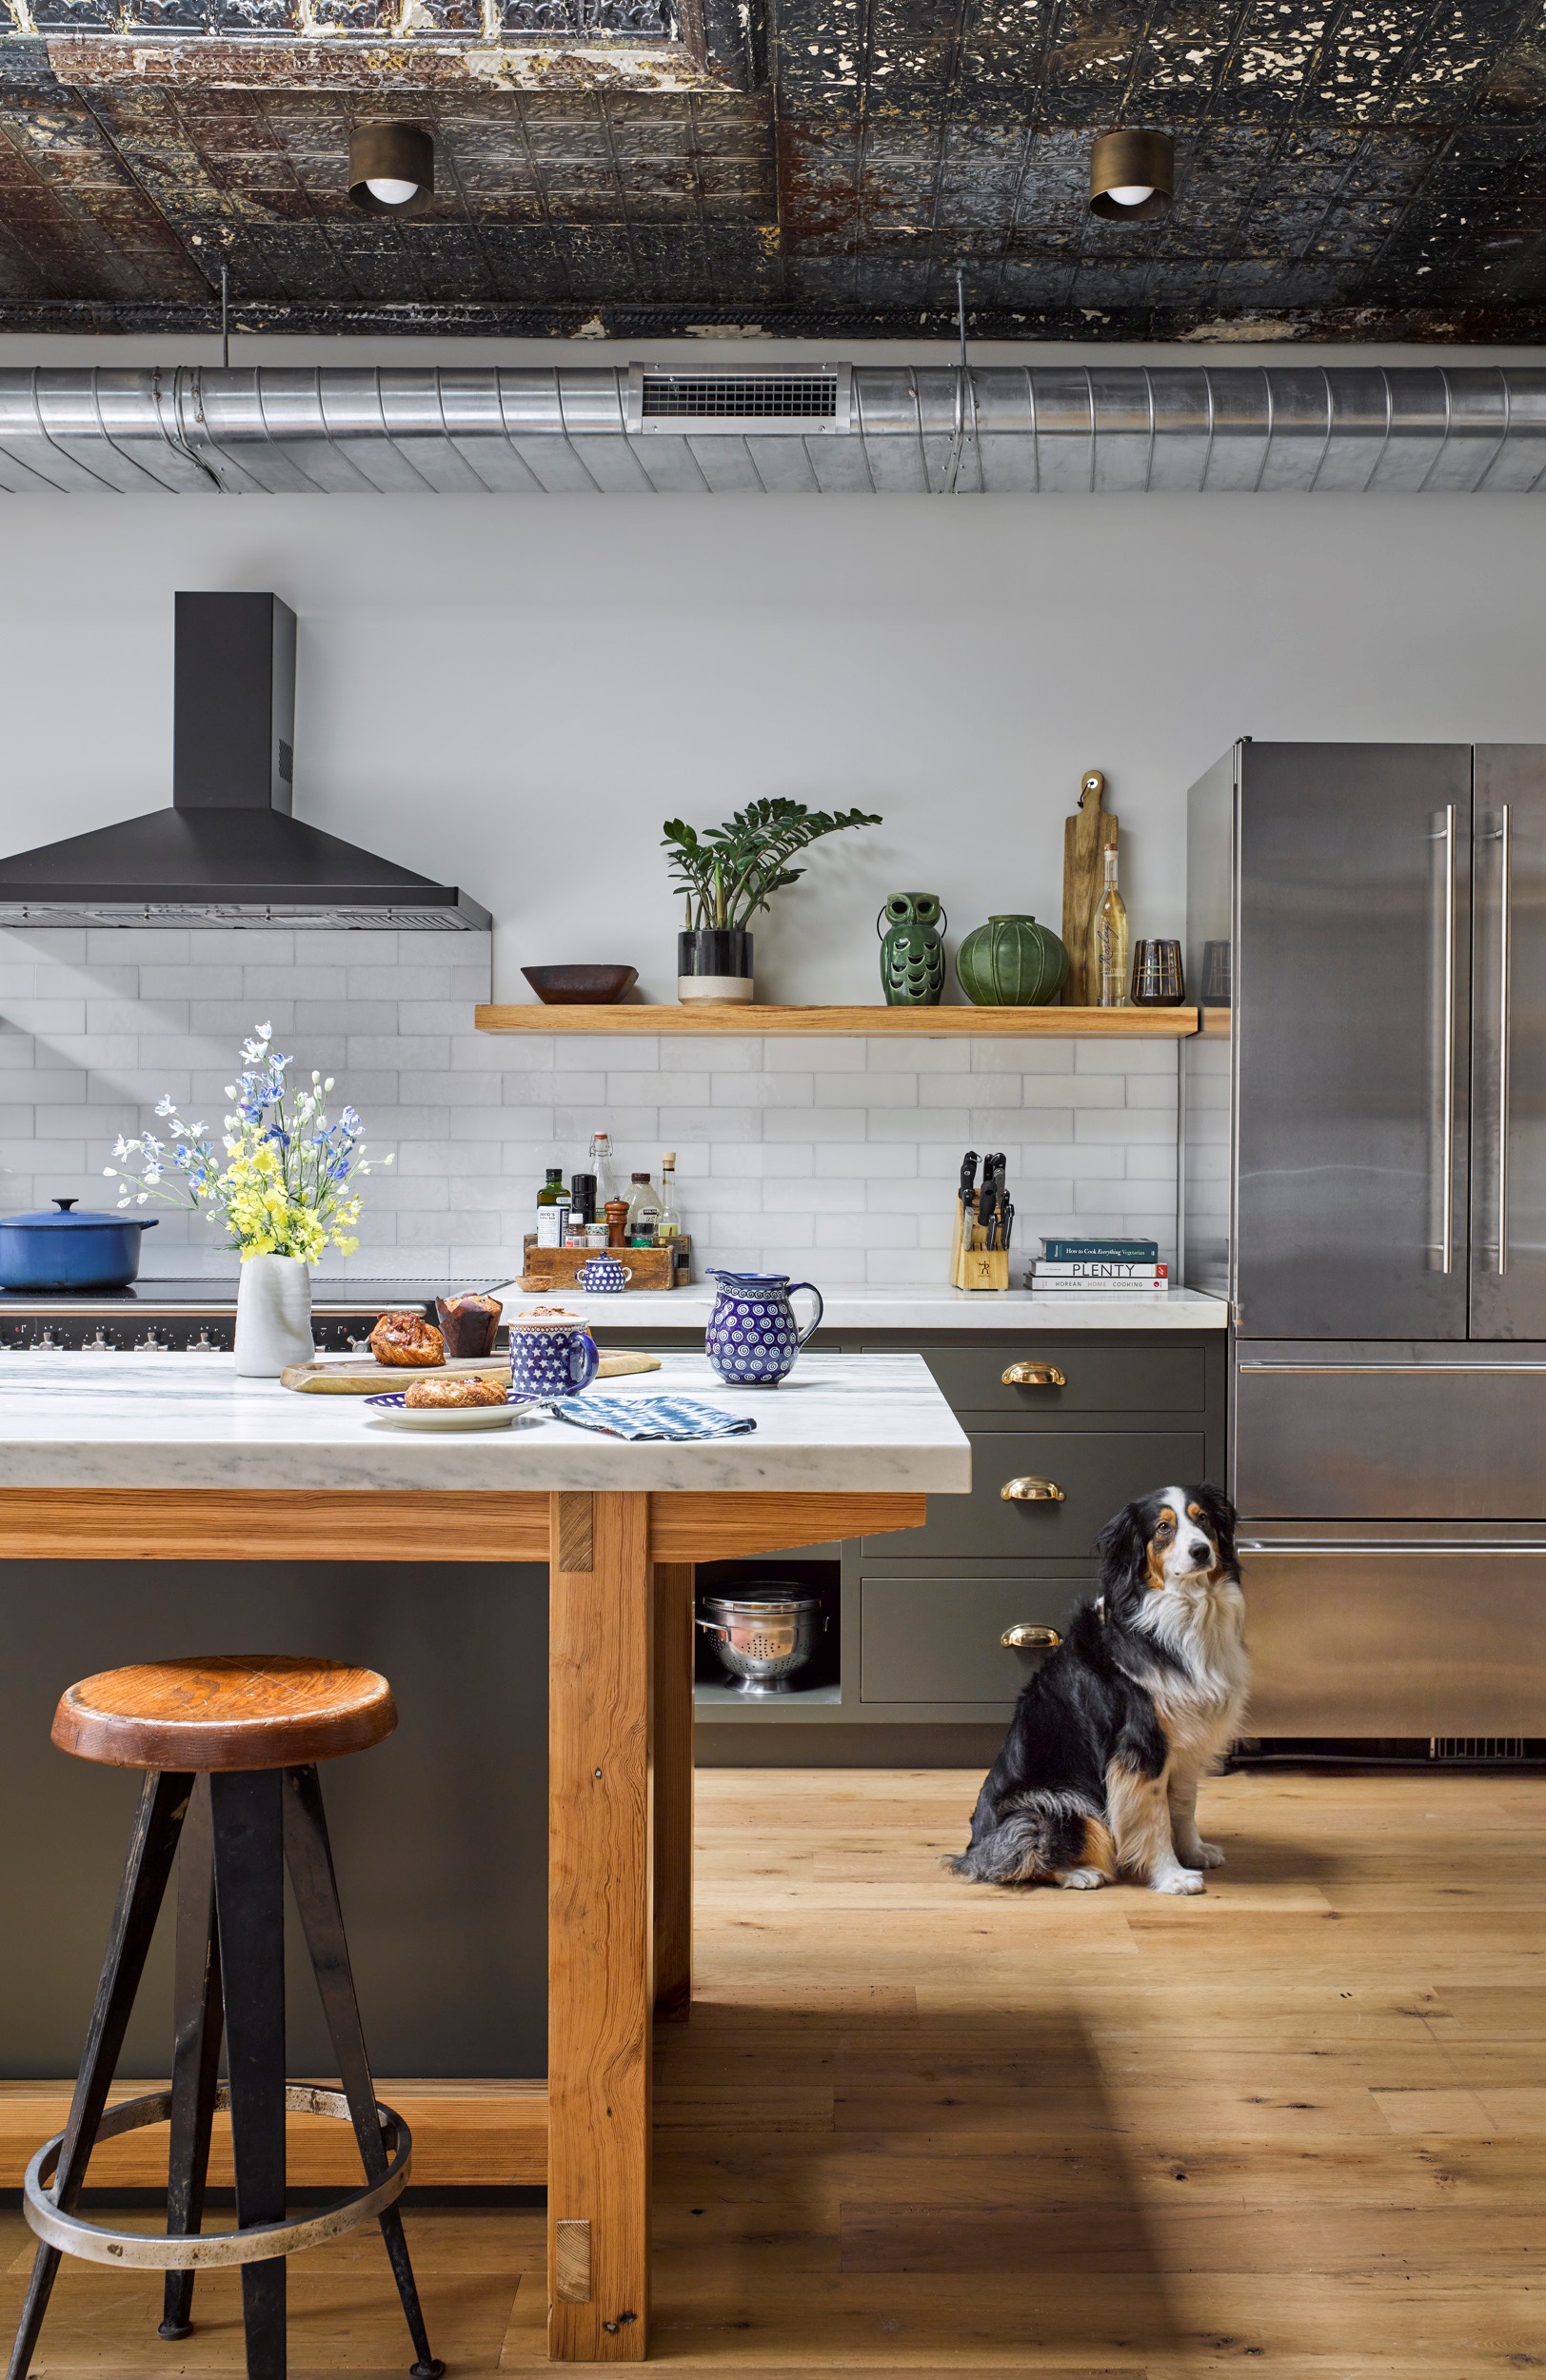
922;1345;1205;1418
860;1572;1089;1704
869;1429;1208;1557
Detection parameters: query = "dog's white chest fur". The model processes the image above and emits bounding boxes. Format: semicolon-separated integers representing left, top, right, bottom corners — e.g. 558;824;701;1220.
1139;1570;1251;1767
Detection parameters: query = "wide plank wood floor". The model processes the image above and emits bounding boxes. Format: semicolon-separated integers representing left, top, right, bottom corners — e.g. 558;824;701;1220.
5;1765;1542;2375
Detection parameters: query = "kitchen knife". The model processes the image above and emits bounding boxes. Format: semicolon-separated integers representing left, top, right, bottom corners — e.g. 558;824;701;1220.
958;1151;979;1242
977;1179;995;1244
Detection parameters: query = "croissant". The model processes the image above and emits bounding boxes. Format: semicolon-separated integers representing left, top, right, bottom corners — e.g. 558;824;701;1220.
405;1374;506;1409
369;1311;445;1368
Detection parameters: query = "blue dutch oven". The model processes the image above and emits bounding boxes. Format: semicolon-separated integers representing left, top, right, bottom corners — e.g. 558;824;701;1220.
0;1198;158;1291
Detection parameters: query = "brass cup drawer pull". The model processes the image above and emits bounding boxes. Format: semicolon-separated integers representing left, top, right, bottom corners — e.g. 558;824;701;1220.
1001;1363;1066;1388
1001;1623;1062;1651
1001;1476;1065;1503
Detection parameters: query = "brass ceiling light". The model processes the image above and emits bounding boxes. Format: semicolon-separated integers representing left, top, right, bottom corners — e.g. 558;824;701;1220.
1089;129;1174;222
348;123;434;217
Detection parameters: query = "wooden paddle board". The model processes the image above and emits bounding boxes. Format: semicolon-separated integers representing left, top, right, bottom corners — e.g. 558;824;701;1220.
1061;767;1119;1006
281;1350;662;1394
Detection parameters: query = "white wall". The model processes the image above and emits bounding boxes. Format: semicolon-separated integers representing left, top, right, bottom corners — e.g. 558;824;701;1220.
0;482;1542;1006
1;346;1543;1283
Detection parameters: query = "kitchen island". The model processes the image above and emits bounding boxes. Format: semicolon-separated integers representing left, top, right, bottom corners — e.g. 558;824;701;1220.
0;1349;967;2363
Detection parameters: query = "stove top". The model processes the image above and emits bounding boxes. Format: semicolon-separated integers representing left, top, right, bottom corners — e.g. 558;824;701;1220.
0;1279;504;1353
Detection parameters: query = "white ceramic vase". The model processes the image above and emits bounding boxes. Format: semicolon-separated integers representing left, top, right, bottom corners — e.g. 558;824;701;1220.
234;1254;315;1378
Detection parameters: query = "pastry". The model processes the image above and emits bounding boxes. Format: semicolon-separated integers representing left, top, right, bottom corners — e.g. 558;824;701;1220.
435;1292;503;1360
404;1373;507;1410
369;1311;445;1368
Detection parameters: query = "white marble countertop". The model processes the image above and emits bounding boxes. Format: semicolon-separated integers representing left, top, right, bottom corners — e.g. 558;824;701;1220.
0;1350;971;1497
490;1280;1228;1333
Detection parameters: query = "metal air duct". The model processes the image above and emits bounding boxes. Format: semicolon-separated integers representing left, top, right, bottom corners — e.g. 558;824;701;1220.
0;366;1541;496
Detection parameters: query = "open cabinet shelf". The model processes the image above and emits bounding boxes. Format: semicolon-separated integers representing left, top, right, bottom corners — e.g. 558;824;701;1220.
476;1004;1199;1037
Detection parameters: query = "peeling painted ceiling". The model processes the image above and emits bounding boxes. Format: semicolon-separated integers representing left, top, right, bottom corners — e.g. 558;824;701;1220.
0;1;1543;338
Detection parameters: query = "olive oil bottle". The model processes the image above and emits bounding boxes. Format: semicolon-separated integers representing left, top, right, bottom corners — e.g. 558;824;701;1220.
1089;843;1130;1007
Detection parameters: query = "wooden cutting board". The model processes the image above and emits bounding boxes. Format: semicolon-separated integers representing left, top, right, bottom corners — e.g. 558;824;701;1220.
281;1351;662;1394
1061;767;1119;1006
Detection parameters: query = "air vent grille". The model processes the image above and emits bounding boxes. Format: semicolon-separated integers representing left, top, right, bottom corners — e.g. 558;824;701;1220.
1431;1736;1531;1762
643;375;836;421
628;364;851;437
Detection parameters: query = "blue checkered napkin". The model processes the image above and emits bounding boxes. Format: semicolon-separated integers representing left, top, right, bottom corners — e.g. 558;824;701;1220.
545;1395;757;1441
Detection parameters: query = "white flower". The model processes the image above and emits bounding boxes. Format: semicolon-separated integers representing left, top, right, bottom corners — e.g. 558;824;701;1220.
155;1095;177;1118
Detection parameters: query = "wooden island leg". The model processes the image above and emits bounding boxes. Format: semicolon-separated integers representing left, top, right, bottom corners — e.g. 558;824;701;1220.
651;1563;696;2022
548;1491;653;2362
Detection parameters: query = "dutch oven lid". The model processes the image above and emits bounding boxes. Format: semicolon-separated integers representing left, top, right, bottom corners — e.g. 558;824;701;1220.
2;1198;157;1231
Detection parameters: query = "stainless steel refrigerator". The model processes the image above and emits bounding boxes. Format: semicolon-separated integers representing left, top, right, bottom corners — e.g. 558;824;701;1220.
1185;743;1546;1742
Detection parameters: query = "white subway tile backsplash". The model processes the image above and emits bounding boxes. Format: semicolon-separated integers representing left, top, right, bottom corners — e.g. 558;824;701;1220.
0;927;1180;1283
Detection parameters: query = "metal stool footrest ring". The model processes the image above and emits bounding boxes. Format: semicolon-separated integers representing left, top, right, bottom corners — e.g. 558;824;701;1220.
24;2085;412;2270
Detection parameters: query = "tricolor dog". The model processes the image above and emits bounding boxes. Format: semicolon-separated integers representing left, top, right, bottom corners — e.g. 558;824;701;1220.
947;1484;1247;1895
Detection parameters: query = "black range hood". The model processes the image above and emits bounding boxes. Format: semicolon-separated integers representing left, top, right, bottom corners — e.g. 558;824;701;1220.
0;592;490;931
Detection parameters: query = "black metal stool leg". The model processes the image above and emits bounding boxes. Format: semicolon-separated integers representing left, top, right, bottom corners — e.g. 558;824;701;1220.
160;1775;224;2342
6;1770;192;2380
211;1770;287;2380
282;1764;445;2380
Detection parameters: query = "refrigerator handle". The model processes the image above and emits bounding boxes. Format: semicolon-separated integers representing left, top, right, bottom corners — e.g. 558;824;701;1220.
1497;803;1513;1276
1431;803;1457;1274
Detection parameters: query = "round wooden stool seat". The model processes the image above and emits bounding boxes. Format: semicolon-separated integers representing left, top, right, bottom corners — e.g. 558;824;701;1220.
51;1656;398;1773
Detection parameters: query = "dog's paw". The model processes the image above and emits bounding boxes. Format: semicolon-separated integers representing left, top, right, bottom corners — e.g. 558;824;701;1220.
1151;1866;1206;1895
1058;1866;1109;1891
1195;1839;1226;1870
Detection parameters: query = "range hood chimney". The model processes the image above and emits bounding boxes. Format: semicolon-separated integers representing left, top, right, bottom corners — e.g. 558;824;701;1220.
0;592;490;930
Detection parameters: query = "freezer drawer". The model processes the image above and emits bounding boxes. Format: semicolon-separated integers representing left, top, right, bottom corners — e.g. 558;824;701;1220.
1240;1541;1546;1735
1236;1360;1546;1519
863;1429;1207;1557
859;1572;1091;1706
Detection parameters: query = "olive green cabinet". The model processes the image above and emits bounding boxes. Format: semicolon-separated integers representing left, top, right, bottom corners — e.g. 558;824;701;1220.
839;1330;1226;1726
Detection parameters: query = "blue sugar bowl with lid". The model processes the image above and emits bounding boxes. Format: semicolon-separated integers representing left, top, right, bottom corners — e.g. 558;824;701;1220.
704;1269;824;1387
576;1255;633;1294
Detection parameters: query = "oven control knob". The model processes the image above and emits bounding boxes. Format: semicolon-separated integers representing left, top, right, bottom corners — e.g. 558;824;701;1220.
36;1328;61;1350
85;1328;116;1352
191;1328;219;1352
137;1330;168;1353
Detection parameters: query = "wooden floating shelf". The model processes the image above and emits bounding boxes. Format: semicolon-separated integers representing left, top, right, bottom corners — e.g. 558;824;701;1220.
475;1003;1199;1038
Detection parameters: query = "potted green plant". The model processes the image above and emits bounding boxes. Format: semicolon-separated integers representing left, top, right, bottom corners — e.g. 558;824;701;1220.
664;799;882;1002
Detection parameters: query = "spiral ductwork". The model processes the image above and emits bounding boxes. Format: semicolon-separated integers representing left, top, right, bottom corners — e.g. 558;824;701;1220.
0;365;1542;495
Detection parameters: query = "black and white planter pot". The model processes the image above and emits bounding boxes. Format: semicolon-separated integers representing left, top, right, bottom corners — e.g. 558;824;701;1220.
678;927;754;1004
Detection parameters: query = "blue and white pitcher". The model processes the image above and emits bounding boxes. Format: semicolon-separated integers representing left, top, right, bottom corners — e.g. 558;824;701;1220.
704;1270;823;1387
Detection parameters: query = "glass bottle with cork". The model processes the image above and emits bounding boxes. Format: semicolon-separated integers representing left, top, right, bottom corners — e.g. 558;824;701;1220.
1089;843;1130;1008
657;1152;682;1241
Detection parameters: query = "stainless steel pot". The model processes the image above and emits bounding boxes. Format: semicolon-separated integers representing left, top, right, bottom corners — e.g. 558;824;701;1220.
697;1591;825;1696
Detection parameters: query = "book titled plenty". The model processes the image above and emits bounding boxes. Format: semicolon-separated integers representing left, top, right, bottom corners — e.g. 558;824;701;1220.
1032;1260;1169;1280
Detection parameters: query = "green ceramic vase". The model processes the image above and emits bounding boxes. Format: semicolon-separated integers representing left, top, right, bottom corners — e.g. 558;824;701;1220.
956;914;1069;1007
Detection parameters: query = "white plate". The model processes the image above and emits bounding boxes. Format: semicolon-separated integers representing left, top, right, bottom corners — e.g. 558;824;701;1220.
364;1392;539;1433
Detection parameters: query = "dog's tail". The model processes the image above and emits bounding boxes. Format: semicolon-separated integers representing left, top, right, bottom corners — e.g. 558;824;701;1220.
943;1794;1097;1886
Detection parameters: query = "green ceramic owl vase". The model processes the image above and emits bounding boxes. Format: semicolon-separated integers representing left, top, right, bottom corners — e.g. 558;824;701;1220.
878;892;948;1006
956;914;1069;1007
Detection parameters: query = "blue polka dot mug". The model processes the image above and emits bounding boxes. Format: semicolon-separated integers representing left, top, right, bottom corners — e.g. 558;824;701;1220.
704;1269;824;1388
507;1310;600;1400
576;1256;633;1294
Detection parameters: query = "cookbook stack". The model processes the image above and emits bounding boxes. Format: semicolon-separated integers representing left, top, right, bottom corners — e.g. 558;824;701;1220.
1024;1238;1169;1292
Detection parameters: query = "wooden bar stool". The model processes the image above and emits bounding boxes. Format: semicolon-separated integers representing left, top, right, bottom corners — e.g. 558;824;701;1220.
6;1656;445;2380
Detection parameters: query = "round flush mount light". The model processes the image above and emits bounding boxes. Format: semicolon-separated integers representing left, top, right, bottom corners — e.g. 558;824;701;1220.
348;123;435;217
1089;129;1174;222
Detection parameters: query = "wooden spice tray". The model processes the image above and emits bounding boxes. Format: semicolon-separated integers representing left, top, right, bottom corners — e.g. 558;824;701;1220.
520;1236;693;1293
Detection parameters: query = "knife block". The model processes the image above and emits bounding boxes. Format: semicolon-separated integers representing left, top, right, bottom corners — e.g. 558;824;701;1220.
949;1201;1010;1292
